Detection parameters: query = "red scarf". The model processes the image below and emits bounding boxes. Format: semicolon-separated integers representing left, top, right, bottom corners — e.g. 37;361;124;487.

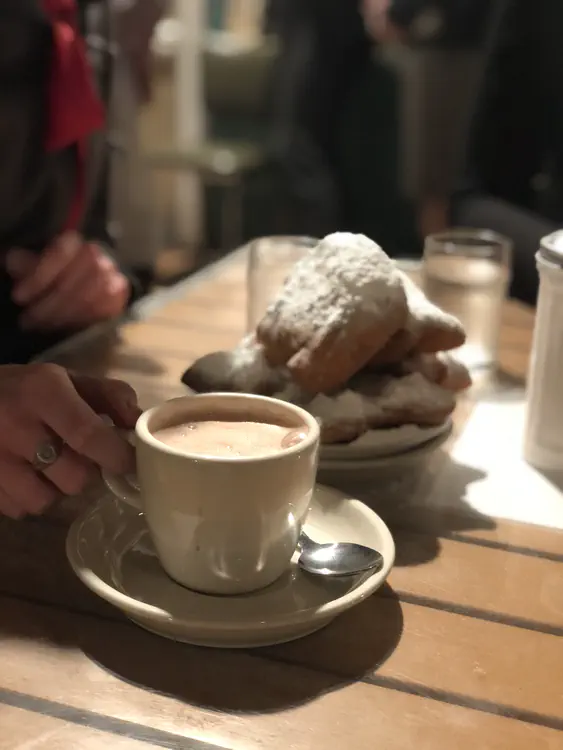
41;0;105;230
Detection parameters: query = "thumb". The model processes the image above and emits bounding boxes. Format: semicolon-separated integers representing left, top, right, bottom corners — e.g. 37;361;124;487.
5;248;39;279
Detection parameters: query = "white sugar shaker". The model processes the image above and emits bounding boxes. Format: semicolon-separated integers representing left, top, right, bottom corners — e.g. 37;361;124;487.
523;230;563;469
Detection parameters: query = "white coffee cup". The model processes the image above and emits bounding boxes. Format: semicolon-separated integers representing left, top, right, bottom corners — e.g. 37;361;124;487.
103;393;320;595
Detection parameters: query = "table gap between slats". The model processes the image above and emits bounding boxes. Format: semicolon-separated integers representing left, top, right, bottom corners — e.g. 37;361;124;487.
0;597;561;750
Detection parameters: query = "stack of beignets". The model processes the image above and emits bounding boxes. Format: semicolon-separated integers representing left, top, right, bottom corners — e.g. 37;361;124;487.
182;233;471;444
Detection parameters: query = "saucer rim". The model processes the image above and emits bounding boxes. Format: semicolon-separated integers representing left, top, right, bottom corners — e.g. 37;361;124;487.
66;484;395;632
130;615;335;649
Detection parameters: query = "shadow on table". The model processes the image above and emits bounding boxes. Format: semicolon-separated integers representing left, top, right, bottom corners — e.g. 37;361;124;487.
51;332;168;377
361;455;495;569
80;586;404;714
108;350;168;376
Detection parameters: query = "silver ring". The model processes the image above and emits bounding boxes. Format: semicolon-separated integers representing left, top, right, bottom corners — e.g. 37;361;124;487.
32;438;63;472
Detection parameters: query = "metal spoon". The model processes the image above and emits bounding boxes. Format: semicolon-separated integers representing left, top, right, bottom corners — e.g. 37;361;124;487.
297;532;384;577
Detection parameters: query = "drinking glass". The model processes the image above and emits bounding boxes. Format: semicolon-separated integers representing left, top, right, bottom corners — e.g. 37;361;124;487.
246;235;318;331
422;228;512;370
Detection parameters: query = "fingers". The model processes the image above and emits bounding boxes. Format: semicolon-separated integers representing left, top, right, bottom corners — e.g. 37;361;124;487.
63;250;129;323
20;365;135;474
18;244;96;329
5;248;38;280
79;253;130;318
0;461;59;516
41;446;96;496
0;364;141;519
0;489;26;519
19;243;130;330
72;374;142;428
0;416;97;497
12;231;81;306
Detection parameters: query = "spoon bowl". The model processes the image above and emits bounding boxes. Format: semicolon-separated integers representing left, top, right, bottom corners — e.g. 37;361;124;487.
297;532;384;577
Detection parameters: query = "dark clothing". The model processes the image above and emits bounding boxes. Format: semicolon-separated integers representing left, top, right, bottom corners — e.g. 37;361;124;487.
264;0;372;237
388;0;493;49
453;195;557;305
453;0;563;304
0;0;137;364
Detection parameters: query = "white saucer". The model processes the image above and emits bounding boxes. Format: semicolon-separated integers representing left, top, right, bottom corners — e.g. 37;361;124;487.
66;485;395;648
320;419;452;462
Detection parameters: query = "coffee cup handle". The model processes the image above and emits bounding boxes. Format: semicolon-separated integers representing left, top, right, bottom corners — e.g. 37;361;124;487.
101;424;142;510
102;471;143;511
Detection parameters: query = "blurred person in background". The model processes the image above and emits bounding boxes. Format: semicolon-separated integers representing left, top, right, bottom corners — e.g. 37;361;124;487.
0;0;164;366
264;0;373;237
362;0;493;238
0;0;155;517
453;0;563;304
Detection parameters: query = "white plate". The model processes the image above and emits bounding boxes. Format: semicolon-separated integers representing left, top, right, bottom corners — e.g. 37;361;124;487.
66;485;395;649
320;423;452;470
320;419;452;462
317;426;452;498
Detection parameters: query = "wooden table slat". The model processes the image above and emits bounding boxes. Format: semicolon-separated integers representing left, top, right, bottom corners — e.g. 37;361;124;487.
1;598;562;750
0;706;169;750
2;250;556;749
4;510;563;636
118;322;241;358
1;512;563;724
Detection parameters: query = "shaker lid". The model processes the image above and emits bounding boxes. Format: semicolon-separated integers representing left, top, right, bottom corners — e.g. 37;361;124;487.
540;230;563;266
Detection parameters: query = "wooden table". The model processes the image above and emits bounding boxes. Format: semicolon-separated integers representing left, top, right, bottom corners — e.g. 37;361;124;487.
2;252;563;750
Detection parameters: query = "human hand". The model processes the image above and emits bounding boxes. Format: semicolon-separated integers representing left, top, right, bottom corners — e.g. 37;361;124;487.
0;364;141;519
6;232;130;331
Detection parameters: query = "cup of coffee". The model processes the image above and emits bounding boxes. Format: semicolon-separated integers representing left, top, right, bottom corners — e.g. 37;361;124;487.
102;393;320;595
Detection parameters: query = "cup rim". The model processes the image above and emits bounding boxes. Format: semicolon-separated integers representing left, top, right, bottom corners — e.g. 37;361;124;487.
424;226;512;247
135;392;320;463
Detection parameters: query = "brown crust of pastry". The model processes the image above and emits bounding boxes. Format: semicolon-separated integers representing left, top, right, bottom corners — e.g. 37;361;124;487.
285;302;406;392
364;328;417;369
399;352;471;392
400;353;448;385
401;272;466;353
437;353;472;392
256;233;408;392
364;272;466;369
181;336;288;396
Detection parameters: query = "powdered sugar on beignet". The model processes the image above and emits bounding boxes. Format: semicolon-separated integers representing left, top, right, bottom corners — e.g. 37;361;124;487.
257;233;407;392
181;335;287;395
399;352;472;392
302;371;454;440
350;371;456;427
306;391;368;443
